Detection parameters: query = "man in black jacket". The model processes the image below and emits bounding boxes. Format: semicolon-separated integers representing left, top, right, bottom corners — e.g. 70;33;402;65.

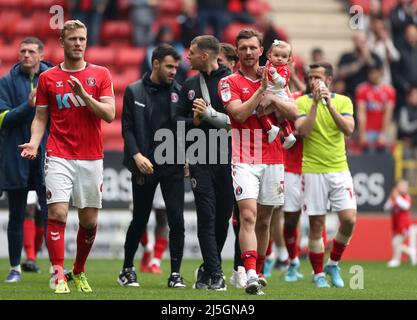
117;44;186;288
175;35;233;291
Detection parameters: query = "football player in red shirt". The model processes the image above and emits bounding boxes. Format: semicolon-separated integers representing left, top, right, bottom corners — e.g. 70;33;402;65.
20;20;115;294
219;29;297;295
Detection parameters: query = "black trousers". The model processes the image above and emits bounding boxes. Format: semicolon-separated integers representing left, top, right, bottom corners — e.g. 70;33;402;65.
190;164;234;275
6;161;47;267
123;166;185;273
232;199;243;271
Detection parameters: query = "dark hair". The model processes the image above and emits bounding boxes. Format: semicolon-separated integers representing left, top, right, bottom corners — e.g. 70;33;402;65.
309;62;333;77
236;29;263;47
20;37;44;52
151;43;181;64
220;43;239;63
191;35;220;55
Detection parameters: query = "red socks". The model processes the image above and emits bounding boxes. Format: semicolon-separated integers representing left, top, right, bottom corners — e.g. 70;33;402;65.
23;219;36;261
256;255;266;274
259;115;273;132
330;239;347;262
46;219;66;279
280;119;293;137
284;226;299;260
35;226;44;254
73;224;97;275
241;250;258;272
154;237;168;260
309;252;324;274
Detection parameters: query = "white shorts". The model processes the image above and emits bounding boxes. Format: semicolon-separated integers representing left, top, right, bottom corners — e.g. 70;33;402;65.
153;184;166;210
45;156;103;209
232;163;284;206
26;191;38;205
302;171;357;216
283;172;302;212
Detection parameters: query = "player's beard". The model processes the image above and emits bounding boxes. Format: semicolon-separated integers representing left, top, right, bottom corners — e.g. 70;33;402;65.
158;70;174;85
65;48;85;63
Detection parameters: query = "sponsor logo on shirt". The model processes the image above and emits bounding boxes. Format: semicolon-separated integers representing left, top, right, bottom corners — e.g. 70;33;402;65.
55;93;87;109
134;101;146;108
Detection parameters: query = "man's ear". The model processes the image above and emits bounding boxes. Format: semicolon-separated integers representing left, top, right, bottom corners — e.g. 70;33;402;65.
59;37;64;48
326;76;333;87
152;59;160;70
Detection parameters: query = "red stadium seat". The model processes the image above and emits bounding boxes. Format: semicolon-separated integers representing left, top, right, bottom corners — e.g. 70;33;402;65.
52;49;64;65
0;63;14;77
0;10;22;35
152;16;182;40
223;23;256;45
160;0;183;15
0;46;19;64
102;120;123;152
101;21;132;44
0;0;23;9
114;47;146;68
31;0;65;8
85;47;116;66
247;0;271;17
112;73;133;94
6;18;36;38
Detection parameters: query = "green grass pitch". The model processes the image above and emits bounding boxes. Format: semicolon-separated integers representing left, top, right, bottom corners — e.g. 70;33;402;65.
0;258;416;300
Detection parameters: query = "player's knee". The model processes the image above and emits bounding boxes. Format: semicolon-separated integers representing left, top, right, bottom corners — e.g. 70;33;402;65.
240;211;256;228
48;205;67;223
309;219;324;236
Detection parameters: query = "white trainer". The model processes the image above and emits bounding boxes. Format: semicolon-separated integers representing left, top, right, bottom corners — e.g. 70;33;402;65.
230;266;247;289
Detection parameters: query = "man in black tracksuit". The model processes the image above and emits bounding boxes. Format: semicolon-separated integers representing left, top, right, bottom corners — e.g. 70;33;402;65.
118;44;186;288
175;35;234;290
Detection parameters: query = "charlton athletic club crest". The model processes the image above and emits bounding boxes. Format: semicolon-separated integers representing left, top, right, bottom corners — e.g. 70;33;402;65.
86;77;96;86
235;186;242;196
171;92;179;103
187;90;195;100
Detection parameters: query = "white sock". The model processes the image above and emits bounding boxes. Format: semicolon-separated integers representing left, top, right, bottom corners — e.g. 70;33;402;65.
11;265;21;273
327;258;338;266
392;235;405;261
290;257;300;265
150;258;161;267
276;246;289;261
247;269;257;279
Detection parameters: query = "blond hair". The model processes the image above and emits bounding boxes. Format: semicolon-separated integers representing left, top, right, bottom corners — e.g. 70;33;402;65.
60;20;87;39
268;39;292;56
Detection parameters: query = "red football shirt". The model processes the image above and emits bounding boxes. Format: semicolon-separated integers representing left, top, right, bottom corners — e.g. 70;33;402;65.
283;121;302;174
355;83;396;131
36;63;114;160
219;72;284;164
